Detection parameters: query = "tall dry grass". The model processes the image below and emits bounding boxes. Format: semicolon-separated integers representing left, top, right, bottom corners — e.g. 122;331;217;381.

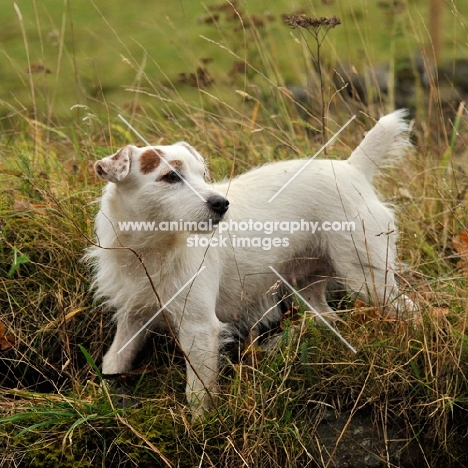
1;1;467;467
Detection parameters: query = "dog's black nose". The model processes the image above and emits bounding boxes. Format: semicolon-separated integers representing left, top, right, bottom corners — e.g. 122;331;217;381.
207;195;229;215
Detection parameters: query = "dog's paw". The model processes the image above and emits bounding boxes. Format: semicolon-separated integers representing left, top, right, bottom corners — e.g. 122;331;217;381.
308;309;344;326
391;294;419;320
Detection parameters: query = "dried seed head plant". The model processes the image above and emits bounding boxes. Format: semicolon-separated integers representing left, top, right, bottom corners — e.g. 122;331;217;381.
284;14;342;31
283;14;341;149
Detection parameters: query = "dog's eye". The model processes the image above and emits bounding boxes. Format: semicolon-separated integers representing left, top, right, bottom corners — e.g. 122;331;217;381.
161;171;182;184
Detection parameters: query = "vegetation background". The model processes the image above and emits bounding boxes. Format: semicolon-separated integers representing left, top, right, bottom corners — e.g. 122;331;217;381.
0;0;467;466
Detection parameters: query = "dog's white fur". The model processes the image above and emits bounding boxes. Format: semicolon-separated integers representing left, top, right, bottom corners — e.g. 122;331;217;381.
86;110;413;417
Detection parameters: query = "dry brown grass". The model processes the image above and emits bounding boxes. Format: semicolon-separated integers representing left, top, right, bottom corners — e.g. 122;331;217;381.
1;1;468;466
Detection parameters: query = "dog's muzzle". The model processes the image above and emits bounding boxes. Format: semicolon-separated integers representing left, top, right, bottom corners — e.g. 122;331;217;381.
207;195;230;218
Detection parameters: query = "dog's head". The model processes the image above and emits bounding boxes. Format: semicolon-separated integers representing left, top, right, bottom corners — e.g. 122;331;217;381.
94;142;229;228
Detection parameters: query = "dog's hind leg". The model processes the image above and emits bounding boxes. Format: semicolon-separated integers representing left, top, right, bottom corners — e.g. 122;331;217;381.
299;279;339;321
331;234;415;317
345;265;415;317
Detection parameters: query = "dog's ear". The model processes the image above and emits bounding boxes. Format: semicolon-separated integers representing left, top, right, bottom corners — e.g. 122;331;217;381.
94;146;133;183
175;141;205;164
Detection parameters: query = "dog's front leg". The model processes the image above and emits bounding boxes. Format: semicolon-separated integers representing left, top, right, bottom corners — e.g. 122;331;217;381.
102;316;147;375
178;317;222;419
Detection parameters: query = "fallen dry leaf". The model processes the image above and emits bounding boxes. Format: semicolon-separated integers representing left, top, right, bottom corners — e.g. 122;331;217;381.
280;303;299;329
429;307;449;320
26;64;51;74
351;299;382;323
453;231;468;275
0;322;15;351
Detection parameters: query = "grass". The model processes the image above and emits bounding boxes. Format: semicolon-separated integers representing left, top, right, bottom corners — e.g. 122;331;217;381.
1;0;468;466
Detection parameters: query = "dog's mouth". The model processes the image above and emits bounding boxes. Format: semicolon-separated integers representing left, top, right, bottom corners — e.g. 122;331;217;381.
210;214;225;226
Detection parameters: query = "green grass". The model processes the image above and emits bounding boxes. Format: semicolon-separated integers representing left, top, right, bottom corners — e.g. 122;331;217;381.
2;0;467;123
1;0;468;466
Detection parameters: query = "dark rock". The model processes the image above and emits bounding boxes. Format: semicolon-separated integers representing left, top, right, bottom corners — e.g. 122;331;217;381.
313;409;425;467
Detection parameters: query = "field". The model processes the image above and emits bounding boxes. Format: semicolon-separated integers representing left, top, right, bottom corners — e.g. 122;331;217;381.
1;0;468;466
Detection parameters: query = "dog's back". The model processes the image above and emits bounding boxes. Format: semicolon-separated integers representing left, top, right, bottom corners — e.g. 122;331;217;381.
213;110;411;335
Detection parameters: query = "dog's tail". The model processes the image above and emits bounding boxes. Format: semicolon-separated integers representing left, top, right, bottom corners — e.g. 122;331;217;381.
347;109;410;182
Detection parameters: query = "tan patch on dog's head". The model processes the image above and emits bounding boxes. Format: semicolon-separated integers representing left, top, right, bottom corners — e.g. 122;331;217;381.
139;149;163;174
159;160;183;179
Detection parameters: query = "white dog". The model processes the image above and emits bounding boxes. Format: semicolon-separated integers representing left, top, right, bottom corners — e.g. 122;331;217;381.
86;110;413;417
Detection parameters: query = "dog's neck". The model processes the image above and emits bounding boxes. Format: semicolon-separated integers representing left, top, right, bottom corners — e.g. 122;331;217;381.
97;184;190;254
